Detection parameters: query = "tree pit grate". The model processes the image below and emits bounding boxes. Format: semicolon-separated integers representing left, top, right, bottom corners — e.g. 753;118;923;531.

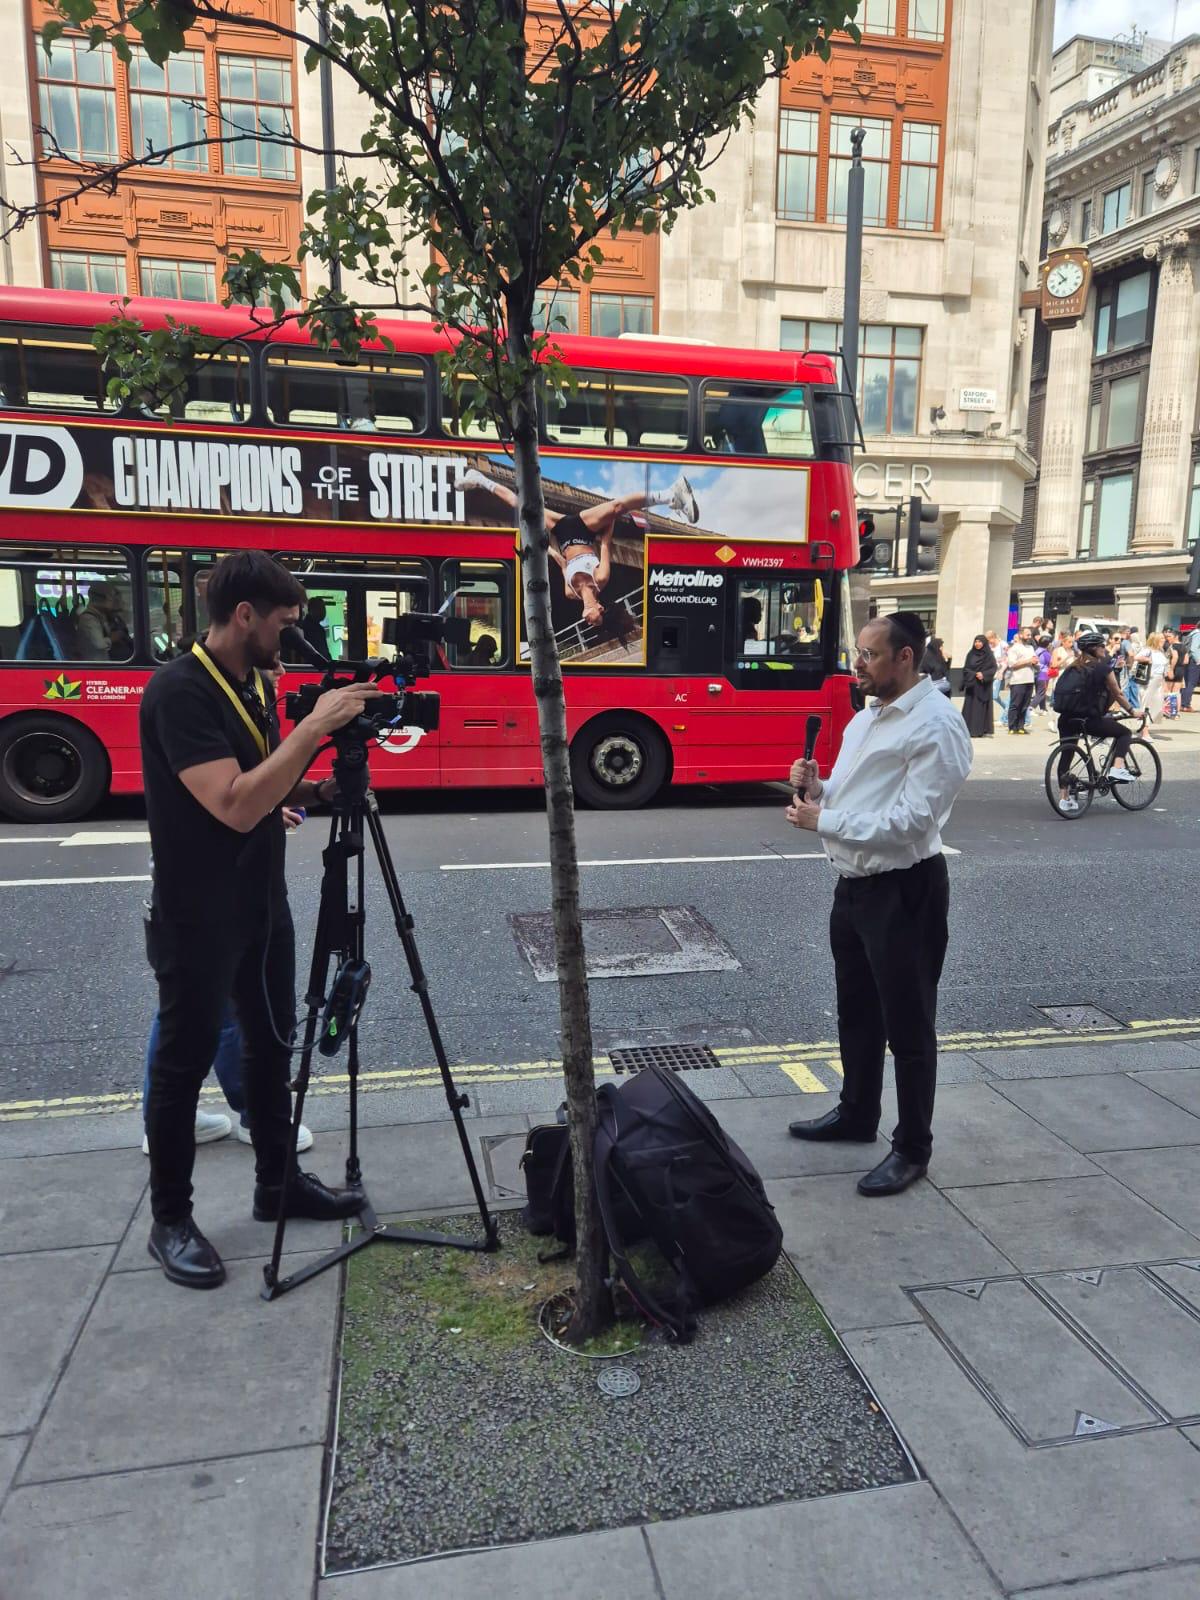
607;1043;722;1074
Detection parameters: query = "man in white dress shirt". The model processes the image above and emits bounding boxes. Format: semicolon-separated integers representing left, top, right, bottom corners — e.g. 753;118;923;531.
785;612;973;1196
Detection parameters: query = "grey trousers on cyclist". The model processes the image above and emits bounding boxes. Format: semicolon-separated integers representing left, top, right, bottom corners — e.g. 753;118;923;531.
1057;716;1132;782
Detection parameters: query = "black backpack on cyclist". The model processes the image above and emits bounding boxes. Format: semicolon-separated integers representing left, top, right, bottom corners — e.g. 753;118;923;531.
1053;664;1091;720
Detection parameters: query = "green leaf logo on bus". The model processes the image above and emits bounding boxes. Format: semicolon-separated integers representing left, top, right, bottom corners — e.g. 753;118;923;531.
43;674;82;701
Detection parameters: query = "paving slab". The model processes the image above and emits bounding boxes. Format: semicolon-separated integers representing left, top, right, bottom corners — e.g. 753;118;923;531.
981;1040;1200;1079
1146;1262;1200;1315
317;1527;661;1599
846;1322;1200;1592
0;1147;145;1252
1012;1566;1200;1599
646;1481;1002;1599
1092;1147;1200;1235
1037;1266;1200;1420
305;1083;486;1128
0;1247;109;1434
20;1252;338;1482
1131;1068;1200;1118
919;1084;1098;1187
0;1435;25;1504
711;1094;886;1177
769;1173;1013;1330
0;1444;323;1600
943;1176;1200;1272
0;1109;145;1158
995;1074;1200;1153
352;1114;530;1217
913;1277;1156;1442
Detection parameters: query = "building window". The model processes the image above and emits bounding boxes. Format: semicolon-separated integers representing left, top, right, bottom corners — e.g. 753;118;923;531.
1095;471;1135;558
140;257;218;301
780;319;921;436
1140;169;1156;217
1080;198;1092;241
778;109;819;222
859;0;898;34
1085;371;1142;455
909;0;946;40
36;35;118;163
589;293;653;337
898;123;940;231
218;55;294;179
828;115;891;228
1101;182;1131;233
1094;270;1152;355
1187;462;1200;547
856;0;942;38
1078;481;1095;557
130;46;208;172
49;250;126;295
532;289;580;335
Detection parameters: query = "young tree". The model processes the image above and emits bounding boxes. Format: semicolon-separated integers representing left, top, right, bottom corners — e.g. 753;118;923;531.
12;0;858;1338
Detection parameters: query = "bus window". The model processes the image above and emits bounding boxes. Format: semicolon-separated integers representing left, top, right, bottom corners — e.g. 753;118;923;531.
0;544;133;662
265;349;429;434
543;370;688;449
442;374;506;441
135;351;251;425
366;576;431;662
440;560;508;667
735;576;822;677
702;381;814;459
0;327;113;412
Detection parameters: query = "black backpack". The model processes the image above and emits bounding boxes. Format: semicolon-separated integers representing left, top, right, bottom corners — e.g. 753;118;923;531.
1052;663;1091;719
593;1068;783;1342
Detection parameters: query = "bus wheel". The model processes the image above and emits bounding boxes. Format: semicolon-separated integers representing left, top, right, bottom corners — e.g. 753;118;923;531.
0;716;110;823
571;715;668;809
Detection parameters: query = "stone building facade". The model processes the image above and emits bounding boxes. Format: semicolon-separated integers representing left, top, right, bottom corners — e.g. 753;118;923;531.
1020;33;1200;638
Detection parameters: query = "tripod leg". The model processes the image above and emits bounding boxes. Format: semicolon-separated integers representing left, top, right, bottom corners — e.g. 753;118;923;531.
364;799;499;1248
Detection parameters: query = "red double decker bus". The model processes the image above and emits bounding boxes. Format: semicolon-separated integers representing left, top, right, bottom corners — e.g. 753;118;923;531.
0;287;860;822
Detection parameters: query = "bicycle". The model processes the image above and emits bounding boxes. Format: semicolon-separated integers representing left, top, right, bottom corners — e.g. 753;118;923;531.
1044;713;1161;819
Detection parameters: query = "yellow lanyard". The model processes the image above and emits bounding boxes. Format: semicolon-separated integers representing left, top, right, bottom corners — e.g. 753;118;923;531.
191;643;269;762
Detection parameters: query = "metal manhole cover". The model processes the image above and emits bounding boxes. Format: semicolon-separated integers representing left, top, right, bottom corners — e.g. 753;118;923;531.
1036;1005;1125;1033
597;1366;641;1397
509;906;740;982
608;1043;721;1074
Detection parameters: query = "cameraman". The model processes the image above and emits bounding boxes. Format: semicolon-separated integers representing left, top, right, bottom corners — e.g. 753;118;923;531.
141;550;381;1289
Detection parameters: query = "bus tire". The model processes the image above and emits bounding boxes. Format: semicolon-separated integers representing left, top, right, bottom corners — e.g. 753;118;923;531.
0;715;110;824
570;714;669;809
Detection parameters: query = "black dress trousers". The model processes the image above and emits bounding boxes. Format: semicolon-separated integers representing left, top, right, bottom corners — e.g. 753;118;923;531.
829;853;949;1165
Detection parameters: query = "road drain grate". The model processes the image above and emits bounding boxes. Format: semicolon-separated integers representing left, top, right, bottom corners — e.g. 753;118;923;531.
607;1043;722;1075
1035;1005;1126;1033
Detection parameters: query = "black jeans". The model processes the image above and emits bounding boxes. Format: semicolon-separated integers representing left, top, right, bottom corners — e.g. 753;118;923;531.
1007;682;1033;730
1183;662;1200;710
1057;715;1132;783
145;905;296;1224
830;854;949;1164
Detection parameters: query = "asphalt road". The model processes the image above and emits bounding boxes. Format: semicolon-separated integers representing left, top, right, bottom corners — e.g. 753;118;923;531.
3;717;1199;1109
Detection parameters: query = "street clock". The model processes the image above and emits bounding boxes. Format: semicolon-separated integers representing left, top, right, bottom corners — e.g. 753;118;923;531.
1040;248;1091;328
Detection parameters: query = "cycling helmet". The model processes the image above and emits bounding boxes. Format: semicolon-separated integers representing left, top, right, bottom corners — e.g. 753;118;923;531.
1075;630;1105;651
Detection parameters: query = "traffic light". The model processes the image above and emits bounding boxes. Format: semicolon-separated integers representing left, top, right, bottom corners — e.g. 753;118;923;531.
904;496;940;576
1187;540;1200;597
855;509;897;573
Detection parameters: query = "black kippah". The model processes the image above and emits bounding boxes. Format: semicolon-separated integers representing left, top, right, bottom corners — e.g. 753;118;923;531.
888;611;927;656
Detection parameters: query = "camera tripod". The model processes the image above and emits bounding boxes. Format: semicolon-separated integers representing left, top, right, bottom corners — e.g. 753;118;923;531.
262;735;499;1300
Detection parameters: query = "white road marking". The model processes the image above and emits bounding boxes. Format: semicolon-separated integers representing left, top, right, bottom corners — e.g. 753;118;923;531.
0;837;70;845
0;874;150;888
441;852;828;871
59;830;152;848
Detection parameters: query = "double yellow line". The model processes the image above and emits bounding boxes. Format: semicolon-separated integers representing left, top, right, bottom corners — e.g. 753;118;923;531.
4;1014;1198;1124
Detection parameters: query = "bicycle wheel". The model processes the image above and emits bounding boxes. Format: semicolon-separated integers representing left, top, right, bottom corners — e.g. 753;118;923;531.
1045;743;1095;818
1110;738;1162;810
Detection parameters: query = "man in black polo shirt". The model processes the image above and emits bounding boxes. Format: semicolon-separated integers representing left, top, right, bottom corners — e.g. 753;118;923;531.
141;550;382;1289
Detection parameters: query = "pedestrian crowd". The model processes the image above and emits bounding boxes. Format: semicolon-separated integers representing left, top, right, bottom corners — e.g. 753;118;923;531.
953;617;1200;738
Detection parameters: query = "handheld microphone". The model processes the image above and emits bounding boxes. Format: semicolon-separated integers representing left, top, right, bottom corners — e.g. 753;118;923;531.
280;624;331;671
795;713;823;802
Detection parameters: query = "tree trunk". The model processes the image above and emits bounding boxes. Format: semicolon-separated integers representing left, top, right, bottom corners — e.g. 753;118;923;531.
507;352;612;1341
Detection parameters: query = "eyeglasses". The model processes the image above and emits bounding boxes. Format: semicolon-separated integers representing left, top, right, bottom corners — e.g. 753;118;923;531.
855;646;888;663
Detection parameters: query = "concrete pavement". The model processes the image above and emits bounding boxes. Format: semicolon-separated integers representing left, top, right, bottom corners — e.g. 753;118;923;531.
5;1028;1200;1598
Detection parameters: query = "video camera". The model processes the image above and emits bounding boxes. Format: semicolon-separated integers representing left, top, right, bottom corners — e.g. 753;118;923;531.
281;610;472;742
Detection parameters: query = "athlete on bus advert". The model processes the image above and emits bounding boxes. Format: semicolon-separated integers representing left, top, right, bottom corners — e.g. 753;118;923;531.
139;551;382;1290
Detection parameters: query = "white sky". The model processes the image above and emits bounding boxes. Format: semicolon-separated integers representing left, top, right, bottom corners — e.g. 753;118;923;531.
1054;0;1200;47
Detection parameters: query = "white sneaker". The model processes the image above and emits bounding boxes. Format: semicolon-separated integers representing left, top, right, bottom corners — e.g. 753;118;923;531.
141;1108;232;1156
1109;767;1136;783
455;465;492;492
669;473;699;524
237;1120;313;1153
1058;795;1079;814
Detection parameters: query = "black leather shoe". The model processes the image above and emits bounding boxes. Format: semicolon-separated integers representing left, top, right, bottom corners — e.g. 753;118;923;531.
147;1217;225;1289
789;1109;878;1142
253;1169;363;1222
857;1151;928;1196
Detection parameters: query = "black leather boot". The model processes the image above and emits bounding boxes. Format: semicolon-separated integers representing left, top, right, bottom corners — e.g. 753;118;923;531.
147;1217;225;1289
253;1169;363;1222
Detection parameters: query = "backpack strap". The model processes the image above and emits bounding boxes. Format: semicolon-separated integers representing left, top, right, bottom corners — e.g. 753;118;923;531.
593;1085;696;1342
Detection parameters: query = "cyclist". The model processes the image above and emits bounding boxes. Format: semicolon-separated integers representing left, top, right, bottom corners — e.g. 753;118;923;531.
1054;629;1144;813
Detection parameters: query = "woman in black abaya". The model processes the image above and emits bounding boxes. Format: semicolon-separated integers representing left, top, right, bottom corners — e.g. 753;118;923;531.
961;634;996;736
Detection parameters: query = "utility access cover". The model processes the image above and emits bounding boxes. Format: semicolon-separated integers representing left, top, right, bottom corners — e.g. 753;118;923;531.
1036;1005;1125;1033
508;906;740;983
